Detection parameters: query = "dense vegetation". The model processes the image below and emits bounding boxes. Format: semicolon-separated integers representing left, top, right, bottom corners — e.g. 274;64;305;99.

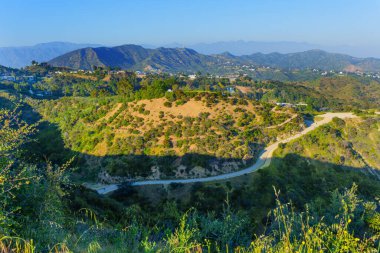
32;91;304;180
3;61;379;110
302;76;380;108
0;93;379;252
235;76;380;109
0;66;379;252
240;49;380;72
275;116;380;176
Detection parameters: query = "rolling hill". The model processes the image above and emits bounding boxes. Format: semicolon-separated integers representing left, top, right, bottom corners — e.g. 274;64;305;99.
49;44;380;73
34;93;303;180
301;76;380;108
241;50;380;72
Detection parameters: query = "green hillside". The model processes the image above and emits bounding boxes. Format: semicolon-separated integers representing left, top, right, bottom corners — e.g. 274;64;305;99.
1;91;379;252
241;50;379;71
275;117;380;171
302;76;380;108
32;94;303;180
1;67;380;252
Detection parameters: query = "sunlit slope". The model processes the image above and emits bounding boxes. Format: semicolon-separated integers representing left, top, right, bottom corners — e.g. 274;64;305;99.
36;94;304;179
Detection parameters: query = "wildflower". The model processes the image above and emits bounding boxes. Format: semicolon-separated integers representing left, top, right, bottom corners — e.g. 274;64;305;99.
348;219;352;223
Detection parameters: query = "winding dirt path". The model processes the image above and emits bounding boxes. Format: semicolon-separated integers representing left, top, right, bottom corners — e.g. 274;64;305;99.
266;114;298;129
90;112;358;194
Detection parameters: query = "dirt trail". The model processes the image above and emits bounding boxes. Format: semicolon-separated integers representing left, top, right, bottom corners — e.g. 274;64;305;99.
89;112;358;194
266;114;298;129
98;103;122;122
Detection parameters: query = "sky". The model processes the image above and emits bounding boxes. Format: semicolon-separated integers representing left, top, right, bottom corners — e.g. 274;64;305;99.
1;0;380;55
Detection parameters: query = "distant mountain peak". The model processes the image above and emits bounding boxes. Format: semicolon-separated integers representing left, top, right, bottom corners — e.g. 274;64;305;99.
220;52;236;57
49;44;215;72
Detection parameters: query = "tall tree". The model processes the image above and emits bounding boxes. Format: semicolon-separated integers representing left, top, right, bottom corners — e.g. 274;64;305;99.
116;79;133;96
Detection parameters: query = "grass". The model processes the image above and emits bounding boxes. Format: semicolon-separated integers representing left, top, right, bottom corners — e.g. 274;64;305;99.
5;185;379;252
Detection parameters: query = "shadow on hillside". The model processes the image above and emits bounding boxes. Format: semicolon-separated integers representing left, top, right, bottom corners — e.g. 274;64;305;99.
110;153;380;200
24;114;380;199
18;92;378;191
68;151;380;232
14;94;379;232
24;119;254;181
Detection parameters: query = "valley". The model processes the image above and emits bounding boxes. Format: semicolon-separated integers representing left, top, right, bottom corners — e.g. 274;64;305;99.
0;40;380;253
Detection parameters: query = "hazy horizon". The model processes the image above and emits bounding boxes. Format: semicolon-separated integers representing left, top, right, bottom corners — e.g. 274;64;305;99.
1;40;380;59
1;0;380;57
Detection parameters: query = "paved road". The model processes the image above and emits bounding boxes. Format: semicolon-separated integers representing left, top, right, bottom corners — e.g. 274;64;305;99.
94;112;357;194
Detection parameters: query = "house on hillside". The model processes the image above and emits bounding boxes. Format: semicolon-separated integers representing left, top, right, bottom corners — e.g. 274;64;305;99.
276;102;293;107
226;86;235;94
0;76;16;81
275;102;308;107
23;76;35;82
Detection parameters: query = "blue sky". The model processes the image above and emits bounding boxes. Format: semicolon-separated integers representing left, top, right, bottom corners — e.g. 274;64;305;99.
1;0;380;49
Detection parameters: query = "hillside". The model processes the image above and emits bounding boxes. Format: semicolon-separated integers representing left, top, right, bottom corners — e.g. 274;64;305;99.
301;76;380;108
33;94;304;181
49;44;380;73
2;89;380;252
274;116;380;176
0;42;101;68
231;76;380;109
241;50;380;71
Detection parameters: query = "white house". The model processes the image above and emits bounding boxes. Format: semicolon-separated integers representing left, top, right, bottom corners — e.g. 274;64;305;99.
0;76;16;81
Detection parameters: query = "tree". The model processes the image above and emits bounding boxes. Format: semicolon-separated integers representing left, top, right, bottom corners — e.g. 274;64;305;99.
0;107;36;235
163;138;173;148
116;79;133;96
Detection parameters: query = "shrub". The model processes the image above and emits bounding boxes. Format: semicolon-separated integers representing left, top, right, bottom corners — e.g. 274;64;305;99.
164;101;172;108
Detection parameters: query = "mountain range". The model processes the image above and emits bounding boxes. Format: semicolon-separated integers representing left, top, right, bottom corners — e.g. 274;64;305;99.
49;45;215;72
0;42;101;68
1;41;380;74
156;41;319;56
146;41;380;58
48;44;380;73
